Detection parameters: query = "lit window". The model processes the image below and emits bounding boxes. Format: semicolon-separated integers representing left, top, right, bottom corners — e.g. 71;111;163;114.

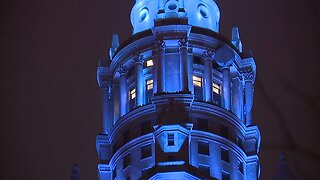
193;76;202;87
146;59;153;67
213;82;220;94
167;133;174;146
130;88;136;100
146;79;153;90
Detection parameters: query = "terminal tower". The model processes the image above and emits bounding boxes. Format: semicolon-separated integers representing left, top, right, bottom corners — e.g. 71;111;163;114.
95;0;260;179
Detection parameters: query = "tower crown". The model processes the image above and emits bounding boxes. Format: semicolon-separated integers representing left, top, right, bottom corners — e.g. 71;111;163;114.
130;0;220;34
96;1;260;179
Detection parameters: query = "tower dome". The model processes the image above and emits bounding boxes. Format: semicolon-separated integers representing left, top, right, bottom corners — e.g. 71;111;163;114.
131;0;220;34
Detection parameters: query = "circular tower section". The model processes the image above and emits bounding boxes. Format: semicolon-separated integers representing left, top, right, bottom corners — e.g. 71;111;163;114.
130;0;220;34
96;1;260;180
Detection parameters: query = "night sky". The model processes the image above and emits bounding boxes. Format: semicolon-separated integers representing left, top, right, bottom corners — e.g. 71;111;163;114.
1;0;320;179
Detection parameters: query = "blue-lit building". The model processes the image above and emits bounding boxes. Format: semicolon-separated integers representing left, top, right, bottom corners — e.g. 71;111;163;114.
96;0;260;179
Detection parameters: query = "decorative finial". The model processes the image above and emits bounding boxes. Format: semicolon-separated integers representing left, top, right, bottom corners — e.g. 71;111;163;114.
109;34;119;59
231;27;243;52
71;164;80;180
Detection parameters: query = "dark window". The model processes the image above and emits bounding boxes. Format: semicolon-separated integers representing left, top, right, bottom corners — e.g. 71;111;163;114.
112;143;118;154
167;133;174;146
220;125;228;139
197;118;208;132
141;144;152;159
212;61;219;70
141;168;147;175
213;92;221;105
199;164;210;175
123;130;130;144
222;171;230;180
236;135;242;146
198;141;209;155
221;148;229;163
141;120;152;135
112;166;116;180
123;153;131;169
238;161;244;174
194;56;203;65
168;155;175;161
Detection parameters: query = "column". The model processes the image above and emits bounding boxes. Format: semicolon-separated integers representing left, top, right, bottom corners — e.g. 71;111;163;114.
243;72;254;125
202;50;214;102
118;65;128;116
101;81;112;133
231;77;243;121
155;40;166;93
133;54;145;106
222;66;231;110
179;38;189;92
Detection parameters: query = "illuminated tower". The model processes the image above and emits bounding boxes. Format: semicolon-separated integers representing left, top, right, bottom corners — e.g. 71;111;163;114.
96;0;260;179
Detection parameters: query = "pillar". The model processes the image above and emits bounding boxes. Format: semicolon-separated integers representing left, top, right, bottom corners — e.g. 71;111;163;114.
118;65;128;116
155;40;166;93
179;38;189;92
203;50;214;102
222;66;231;110
133;54;145;106
231;77;243;121
243;72;254;125
101;81;112;133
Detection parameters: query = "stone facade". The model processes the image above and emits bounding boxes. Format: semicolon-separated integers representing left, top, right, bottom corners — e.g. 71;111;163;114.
96;0;260;179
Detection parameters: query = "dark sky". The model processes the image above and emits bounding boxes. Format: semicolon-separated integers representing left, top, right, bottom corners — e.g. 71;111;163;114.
1;0;320;179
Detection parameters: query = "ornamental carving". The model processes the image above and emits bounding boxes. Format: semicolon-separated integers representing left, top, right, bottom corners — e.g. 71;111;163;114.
178;38;188;48
202;49;215;60
133;54;145;65
155;39;166;50
118;65;128;75
242;71;254;82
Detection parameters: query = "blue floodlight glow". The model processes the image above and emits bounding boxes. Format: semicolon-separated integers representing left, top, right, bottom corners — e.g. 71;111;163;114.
96;0;260;179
